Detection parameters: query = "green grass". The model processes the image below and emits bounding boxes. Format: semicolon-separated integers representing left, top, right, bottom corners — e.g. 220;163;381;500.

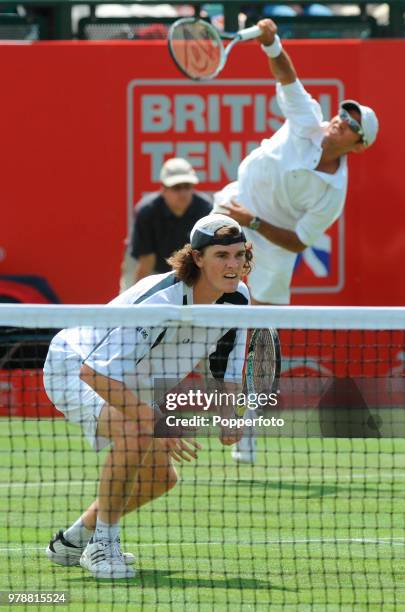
1;419;405;611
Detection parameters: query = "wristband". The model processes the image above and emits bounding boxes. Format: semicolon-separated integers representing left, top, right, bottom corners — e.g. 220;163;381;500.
261;35;282;59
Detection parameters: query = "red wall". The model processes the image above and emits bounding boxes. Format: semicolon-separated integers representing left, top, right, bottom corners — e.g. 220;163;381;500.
0;39;403;305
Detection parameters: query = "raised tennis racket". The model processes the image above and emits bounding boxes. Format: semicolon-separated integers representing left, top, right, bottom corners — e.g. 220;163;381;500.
168;17;262;81
244;328;281;397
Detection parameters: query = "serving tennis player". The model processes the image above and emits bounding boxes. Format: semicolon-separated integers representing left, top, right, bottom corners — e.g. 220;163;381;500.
214;18;379;306
43;214;251;580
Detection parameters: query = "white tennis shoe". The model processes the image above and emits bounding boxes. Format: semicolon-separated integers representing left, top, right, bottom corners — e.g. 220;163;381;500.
80;539;136;579
46;529;135;568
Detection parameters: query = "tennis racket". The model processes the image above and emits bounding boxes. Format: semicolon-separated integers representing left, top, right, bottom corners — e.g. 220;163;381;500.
168;17;262;81
243;327;281;399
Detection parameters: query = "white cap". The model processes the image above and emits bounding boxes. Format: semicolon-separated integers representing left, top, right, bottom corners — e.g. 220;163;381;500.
190;214;245;249
160;158;199;187
340;99;379;147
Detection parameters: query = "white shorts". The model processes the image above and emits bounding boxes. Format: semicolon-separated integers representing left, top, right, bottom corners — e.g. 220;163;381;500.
43;337;110;451
247;237;296;304
213;182;295;304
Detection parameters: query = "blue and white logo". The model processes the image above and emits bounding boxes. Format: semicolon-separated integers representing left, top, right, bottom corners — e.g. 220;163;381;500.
294;233;331;278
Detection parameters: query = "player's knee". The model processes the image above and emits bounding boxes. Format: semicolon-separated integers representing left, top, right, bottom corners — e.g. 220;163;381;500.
98;404;154;444
151;465;178;494
118;417;154;441
111;421;153;455
164;466;178;492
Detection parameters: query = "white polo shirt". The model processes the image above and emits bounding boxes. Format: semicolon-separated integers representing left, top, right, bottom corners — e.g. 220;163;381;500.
216;79;348;249
54;272;249;405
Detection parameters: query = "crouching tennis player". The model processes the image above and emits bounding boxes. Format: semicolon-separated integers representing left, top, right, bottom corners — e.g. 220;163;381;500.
43;214;251;580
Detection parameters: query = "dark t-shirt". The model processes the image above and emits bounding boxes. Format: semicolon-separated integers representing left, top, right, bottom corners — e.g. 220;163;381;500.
130;192;212;273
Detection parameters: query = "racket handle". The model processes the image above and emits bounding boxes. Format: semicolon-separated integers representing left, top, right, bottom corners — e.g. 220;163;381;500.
237;25;262;41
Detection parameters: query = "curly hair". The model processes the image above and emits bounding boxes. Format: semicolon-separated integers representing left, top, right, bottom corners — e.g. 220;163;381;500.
167;226;253;286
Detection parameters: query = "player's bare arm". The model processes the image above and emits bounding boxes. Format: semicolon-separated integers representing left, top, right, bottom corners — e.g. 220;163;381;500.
257;19;297;86
222;200;307;253
80;363;154;419
80;363;200;462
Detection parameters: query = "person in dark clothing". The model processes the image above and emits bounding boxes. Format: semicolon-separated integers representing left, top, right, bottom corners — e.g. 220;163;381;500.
120;158;212;290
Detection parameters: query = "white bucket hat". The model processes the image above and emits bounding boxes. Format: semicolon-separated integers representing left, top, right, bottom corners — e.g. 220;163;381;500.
160;158;199;187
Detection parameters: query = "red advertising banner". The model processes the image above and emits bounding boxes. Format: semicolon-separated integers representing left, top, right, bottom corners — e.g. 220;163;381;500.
0;40;403;306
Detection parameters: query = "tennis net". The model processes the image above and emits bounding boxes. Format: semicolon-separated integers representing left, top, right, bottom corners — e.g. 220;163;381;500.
0;304;404;609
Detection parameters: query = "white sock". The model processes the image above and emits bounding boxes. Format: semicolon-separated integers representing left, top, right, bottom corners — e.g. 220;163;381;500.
63;517;94;547
93;517;120;543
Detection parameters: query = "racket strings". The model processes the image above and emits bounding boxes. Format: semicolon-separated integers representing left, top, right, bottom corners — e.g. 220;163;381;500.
251;330;278;394
169;20;223;79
